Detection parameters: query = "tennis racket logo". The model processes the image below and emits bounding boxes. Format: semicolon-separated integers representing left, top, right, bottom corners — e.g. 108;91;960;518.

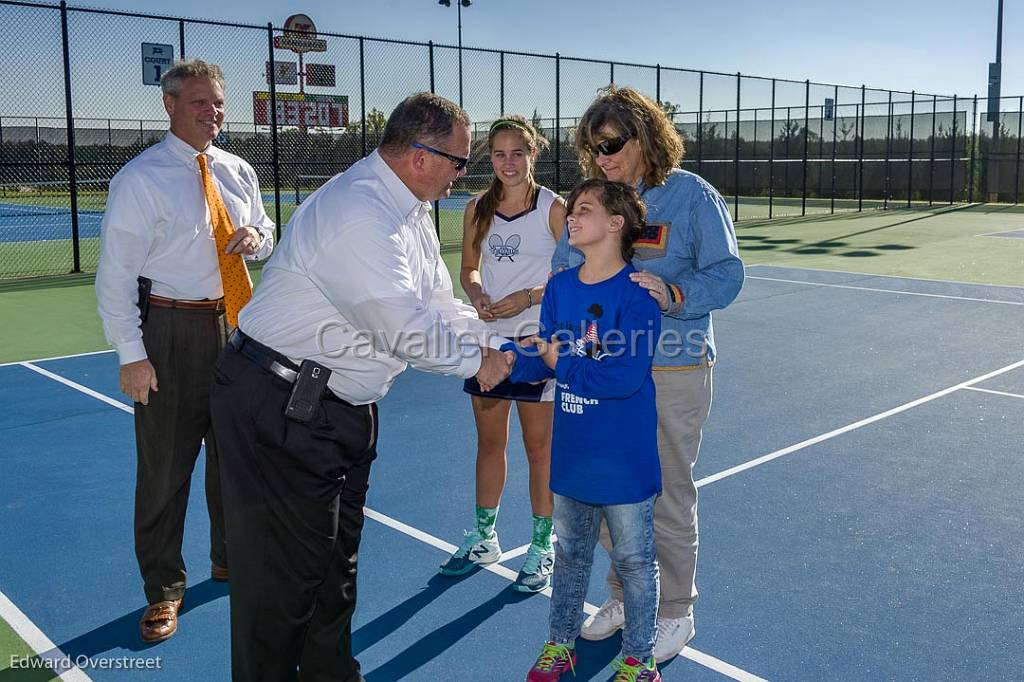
488;233;521;261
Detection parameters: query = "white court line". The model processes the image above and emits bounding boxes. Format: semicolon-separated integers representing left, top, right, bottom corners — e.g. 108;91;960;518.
975;230;1024;239
745;263;1024;290
0;589;92;681
499;543;533;563
361;508;521;583
0;348;113;369
496;536;560;564
364;507;766;681
746;275;1024;306
963;386;1024;401
696;358;1024;488
20;361;133;414
21;361;768;681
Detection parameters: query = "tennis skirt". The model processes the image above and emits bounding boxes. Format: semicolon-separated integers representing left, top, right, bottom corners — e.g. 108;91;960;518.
463;335;554;402
462;374;554;402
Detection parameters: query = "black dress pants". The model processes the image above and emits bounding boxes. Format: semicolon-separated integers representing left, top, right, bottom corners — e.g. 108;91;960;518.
134;304;228;604
210;344;377;682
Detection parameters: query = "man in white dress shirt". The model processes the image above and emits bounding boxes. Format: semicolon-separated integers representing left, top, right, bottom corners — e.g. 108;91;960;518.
210;92;511;681
95;59;274;644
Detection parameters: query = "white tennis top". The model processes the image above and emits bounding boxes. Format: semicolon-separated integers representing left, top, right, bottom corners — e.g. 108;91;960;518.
479;185;559;337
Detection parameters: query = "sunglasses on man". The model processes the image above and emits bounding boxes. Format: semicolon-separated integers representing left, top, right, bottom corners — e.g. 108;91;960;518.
594;134;631;157
411;142;469;171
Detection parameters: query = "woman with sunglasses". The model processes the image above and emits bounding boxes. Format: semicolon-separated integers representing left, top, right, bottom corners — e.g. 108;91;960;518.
552;86;744;662
439;115;568;593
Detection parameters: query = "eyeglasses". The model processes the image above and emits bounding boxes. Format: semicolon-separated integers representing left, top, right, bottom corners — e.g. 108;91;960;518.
411;142;469;171
594;134;631;157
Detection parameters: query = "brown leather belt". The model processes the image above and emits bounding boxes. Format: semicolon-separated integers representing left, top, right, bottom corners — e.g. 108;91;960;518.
148;294;225;311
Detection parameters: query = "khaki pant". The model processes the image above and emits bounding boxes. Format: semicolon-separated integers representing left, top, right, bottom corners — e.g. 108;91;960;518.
601;366;713;619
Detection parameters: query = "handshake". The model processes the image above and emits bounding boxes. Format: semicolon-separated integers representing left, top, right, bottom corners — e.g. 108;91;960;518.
475;346;515;392
475;336;562;392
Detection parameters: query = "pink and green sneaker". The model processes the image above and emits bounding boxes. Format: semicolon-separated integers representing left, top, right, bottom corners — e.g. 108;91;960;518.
611;655;661;681
526;641;576;681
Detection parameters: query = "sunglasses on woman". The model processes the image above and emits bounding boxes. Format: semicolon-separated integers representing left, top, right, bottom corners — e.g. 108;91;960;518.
594;134;631;157
411;142;469;171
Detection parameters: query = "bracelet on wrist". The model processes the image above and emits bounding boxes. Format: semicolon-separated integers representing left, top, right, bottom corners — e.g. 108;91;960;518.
525;288;534;307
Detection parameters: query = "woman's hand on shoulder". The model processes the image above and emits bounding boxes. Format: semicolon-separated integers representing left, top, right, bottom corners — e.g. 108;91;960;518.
629;269;670;312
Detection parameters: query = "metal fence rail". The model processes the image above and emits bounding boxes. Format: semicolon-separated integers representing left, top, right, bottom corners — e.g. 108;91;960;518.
0;0;1018;279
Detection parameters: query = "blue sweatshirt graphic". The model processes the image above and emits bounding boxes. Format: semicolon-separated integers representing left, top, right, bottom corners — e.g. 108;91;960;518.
551;170;744;367
507;263;661;504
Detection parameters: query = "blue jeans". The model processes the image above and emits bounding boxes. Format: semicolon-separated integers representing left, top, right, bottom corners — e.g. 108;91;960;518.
549;493;659;660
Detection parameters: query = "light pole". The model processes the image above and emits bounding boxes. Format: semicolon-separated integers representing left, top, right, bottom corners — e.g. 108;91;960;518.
987;0;1004;201
438;0;471;106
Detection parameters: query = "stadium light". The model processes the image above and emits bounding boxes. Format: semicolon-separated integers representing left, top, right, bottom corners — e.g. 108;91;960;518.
986;0;1005;201
988;0;1004;122
437;0;472;106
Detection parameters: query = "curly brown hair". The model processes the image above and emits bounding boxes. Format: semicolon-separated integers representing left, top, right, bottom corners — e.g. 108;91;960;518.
575;86;684;188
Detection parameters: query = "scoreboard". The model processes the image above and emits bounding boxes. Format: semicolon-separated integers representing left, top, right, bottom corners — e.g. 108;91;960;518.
253;92;349;128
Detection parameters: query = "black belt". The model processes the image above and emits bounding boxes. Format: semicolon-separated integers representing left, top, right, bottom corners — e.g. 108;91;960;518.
228;330;300;384
149;294;225;311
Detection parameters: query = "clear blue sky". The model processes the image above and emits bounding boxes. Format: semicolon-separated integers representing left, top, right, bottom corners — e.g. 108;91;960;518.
4;0;1020;125
79;0;1019;97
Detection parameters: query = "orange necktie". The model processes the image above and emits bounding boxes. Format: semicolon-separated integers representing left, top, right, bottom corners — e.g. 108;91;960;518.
197;153;252;326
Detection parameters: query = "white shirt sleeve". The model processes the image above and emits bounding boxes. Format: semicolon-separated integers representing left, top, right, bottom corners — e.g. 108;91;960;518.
95;171;158;365
427;245;505;351
310;219;485;378
241;162;275;261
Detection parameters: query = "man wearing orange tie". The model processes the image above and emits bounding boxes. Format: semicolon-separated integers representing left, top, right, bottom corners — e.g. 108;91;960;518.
95;59;274;644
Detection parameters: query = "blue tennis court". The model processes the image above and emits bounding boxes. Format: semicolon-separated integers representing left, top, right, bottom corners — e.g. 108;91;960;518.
1;265;1023;680
0;193;472;246
0;211;103;244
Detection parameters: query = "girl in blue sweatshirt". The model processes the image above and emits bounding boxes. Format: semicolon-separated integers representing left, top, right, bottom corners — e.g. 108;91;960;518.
511;179;663;682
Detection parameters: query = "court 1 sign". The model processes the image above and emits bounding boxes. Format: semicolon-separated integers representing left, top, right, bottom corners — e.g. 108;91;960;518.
253;92;349;127
142;43;174;86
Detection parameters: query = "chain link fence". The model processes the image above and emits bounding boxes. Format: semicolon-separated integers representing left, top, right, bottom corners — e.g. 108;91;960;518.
0;0;1018;279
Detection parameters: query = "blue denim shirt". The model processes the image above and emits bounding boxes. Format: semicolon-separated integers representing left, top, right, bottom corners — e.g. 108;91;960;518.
552;170;744;367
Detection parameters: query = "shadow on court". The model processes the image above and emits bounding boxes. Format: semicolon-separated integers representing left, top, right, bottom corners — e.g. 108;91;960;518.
0;580;228;681
363;586;535;681
353;573;462;656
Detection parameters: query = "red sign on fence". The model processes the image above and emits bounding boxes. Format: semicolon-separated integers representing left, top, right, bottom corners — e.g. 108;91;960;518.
272;14;327;53
253;91;349;127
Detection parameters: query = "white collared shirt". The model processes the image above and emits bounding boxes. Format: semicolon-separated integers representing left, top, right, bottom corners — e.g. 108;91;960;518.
239;150;500;405
96;131;275;365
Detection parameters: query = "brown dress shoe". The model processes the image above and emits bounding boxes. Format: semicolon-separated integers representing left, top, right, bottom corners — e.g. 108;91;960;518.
211;564;229;582
140;597;183;643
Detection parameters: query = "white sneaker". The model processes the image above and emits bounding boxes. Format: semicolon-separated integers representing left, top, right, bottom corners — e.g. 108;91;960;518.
438;530;501;576
580;597;625;640
653;614;695;663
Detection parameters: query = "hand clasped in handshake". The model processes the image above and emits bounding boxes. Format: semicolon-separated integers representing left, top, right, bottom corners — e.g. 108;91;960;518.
475;346;515;392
